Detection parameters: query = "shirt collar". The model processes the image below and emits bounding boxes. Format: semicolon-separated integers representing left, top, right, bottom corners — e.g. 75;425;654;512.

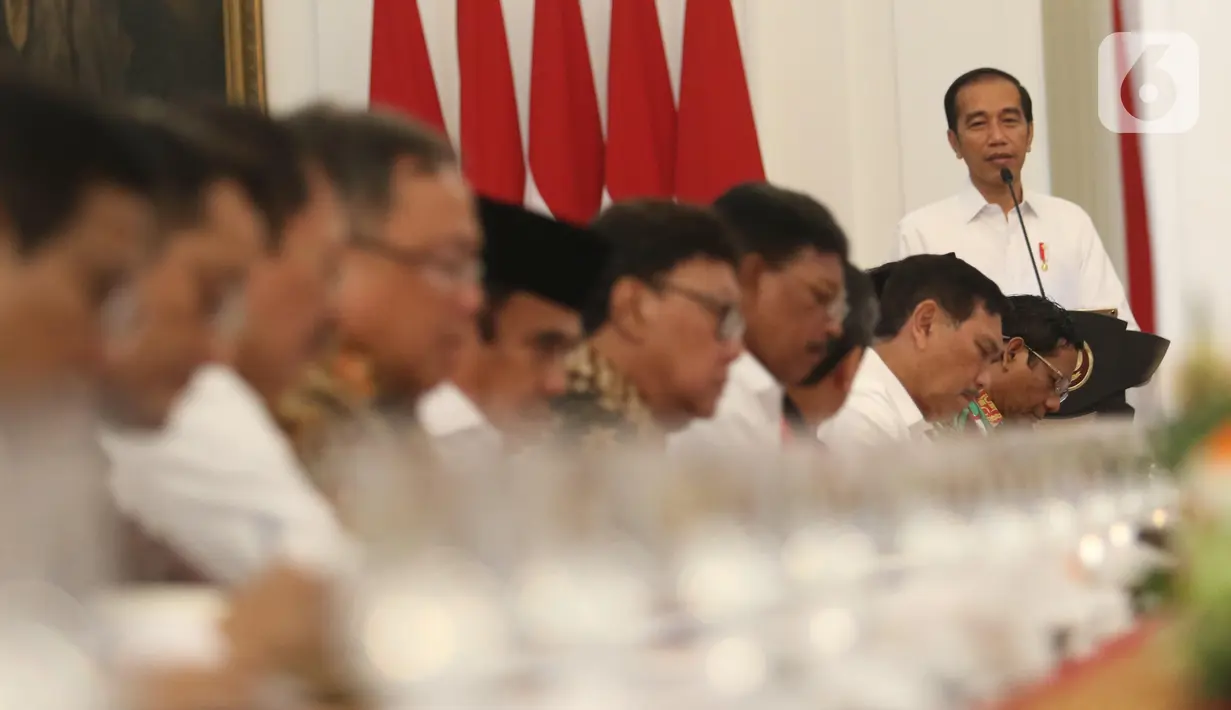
958;178;1038;223
417;382;498;441
864;348;928;435
730;352;784;419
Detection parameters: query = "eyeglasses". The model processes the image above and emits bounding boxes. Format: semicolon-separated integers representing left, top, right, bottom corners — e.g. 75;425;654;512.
787;272;848;323
657;282;745;342
1025;345;1069;403
353;239;483;290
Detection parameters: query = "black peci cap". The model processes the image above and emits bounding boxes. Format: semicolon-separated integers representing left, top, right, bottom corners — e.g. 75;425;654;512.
1051;311;1169;418
478;197;612;317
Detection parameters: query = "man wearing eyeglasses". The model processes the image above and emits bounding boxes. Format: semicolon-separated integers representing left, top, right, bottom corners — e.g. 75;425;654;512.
950;295;1082;433
819;254;1009;449
669;182;848;453
552;199;743;445
417;198;612;463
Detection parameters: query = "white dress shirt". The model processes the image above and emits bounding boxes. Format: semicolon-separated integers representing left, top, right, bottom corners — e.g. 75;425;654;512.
416;382;503;468
668;352;784;454
100;365;354;586
897;182;1137;330
817;348;929;449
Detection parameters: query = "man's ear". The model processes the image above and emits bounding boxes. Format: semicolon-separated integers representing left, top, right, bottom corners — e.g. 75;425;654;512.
947;129;961;159
909;299;939;347
737;254;764;296
1003;336;1025;366
608;277;647;336
1025;121;1035;153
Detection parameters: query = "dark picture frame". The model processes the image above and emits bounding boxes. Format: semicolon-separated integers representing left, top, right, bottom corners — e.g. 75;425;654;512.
1;0;266;107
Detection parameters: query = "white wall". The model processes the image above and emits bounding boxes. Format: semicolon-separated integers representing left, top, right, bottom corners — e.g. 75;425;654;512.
259;0;1053;268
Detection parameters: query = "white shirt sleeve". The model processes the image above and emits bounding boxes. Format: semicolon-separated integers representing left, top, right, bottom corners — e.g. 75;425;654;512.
1075;212;1139;331
816;392;903;450
104;370;355;586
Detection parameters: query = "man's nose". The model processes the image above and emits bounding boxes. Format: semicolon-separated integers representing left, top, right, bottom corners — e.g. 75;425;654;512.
456;281;484;318
974;364;995;390
1044;394;1062;413
541;362;569;399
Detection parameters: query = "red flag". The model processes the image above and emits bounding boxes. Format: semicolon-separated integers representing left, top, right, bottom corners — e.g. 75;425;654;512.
675;0;765;204
369;0;447;136
605;0;676;200
457;0;525;203
527;0;604;222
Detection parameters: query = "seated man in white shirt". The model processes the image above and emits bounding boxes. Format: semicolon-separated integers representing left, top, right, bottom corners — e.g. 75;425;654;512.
100;104;351;586
897;67;1136;329
418;198;612;463
670;182;848;452
783;263;878;439
818;254;1008;449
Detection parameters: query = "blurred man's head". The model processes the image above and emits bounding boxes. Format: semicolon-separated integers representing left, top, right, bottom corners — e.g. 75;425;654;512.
588;200;742;426
786;263;878;427
288;105;480;401
875;254;1008;421
196;102;342;403
451;200;611;438
987;295;1082;422
0;76;159;392
713;182;848;386
101;107;265;429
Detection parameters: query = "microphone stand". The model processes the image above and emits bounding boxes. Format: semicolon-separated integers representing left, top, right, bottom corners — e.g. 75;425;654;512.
1000;167;1046;298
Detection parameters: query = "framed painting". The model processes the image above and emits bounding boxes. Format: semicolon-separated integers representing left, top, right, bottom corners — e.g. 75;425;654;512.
1;0;266;107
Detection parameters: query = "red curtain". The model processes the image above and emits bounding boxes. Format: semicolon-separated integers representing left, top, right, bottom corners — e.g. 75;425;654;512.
527;0;604;221
605;0;676;200
675;0;765;204
369;0;447;136
457;0;525;203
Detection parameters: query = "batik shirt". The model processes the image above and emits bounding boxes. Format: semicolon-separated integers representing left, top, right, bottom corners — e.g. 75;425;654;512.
552;342;661;448
952;390;1004;434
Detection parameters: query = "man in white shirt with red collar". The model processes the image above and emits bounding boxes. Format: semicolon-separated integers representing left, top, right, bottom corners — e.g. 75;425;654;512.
418;198;612;463
818;254;1008;449
897;67;1136;330
669;182;848;452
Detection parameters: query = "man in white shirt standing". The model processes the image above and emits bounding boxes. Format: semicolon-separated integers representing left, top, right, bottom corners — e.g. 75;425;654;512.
670;182;848;452
818;254;1008;449
418;198;612;463
897;67;1136;330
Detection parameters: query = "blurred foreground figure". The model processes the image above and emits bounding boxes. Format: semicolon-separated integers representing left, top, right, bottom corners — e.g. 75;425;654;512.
0;74;158;398
552;200;742;446
146;107;485;710
418;198;611;463
279;105;483;496
819;254;1008;448
784;263;879;438
669;182;848;453
99;103;352;588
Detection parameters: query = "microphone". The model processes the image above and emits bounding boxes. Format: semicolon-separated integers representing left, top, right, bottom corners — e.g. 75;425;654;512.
1001;167;1046;298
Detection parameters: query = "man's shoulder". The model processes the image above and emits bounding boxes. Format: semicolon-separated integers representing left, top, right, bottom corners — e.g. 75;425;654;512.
1028;191;1093;223
898;193;968;229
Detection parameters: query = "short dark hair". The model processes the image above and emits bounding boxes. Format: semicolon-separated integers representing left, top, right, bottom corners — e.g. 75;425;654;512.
589;199;740;330
712;182;849;265
183;100;308;244
0;75;158;257
1003;295;1084;358
944;67;1034;133
283;104;456;225
126;102;255;234
800;262;879;386
874;254;1009;338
